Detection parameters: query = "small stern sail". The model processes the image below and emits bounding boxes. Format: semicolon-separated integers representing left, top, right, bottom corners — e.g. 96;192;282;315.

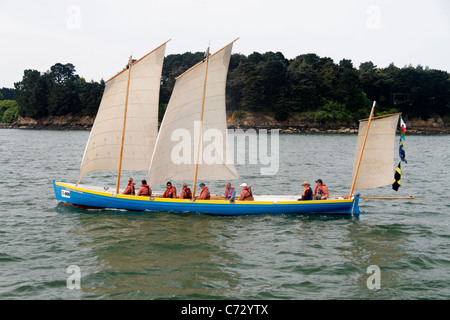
351;112;400;191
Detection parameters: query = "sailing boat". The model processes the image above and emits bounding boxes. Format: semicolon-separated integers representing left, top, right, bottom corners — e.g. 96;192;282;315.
53;39;404;216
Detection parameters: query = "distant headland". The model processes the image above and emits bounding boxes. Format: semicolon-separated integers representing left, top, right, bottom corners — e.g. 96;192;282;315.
2;51;449;134
2;112;448;134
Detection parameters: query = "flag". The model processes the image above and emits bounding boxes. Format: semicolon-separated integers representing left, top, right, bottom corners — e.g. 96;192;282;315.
399;138;407;163
400;117;406;140
392;162;401;191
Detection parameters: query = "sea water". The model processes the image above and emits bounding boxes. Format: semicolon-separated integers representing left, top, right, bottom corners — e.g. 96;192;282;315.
0;129;449;300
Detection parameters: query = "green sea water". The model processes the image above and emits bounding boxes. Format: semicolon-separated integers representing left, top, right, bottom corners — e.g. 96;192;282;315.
0;129;449;300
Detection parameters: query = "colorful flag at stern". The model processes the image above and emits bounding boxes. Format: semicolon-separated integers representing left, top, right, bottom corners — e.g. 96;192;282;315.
400;117;407;140
392;162;401;191
399;138;407;163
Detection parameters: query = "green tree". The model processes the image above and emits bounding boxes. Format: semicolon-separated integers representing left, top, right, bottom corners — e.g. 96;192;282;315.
1;100;19;122
239;62;266;111
226;54;247;110
335;59;365;112
50;63;77;83
315;100;349;124
261;53;289;120
0;88;16;100
288;54;321;112
15;69;49;118
47;80;81;115
358;61;381;102
79;79;105;116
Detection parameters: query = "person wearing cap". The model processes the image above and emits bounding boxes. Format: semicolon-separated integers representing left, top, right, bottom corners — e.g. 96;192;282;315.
162;181;177;198
196;183;211;200
238;183;254;201
298;181;313;201
313;179;329;200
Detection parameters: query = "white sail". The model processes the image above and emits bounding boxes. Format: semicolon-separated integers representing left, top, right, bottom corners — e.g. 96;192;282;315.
352;113;400;190
147;40;239;186
76;42;167;184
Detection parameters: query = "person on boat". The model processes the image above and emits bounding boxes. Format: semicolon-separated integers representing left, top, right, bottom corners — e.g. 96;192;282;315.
238;183;254;201
162;181;177;198
196;183;211;200
313;179;329;200
224;182;236;202
122;177;135;195
179;182;192;199
298;181;313;201
137;180;152;197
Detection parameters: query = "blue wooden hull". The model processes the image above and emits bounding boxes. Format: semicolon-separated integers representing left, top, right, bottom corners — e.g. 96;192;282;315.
53;180;361;216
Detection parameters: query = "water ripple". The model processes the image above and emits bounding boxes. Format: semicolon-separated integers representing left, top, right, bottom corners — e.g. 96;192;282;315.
1;130;449;299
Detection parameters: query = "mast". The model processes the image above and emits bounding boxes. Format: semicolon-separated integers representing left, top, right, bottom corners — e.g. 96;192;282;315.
146;38;239;187
349;101;376;197
116;55;133;194
192;46;210;199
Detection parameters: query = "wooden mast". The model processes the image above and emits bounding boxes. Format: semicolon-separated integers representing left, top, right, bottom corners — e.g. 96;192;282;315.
192;46;210;199
349;101;376;197
116;55;133;194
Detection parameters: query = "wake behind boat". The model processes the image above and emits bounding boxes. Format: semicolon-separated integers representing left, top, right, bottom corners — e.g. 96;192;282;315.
53;39;408;216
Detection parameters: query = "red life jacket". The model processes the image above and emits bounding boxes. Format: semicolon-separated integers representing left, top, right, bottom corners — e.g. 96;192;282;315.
314;184;328;197
225;187;235;199
241;187;254;200
314;185;323;195
139;184;151;196
123;183;135;195
199;187;211;200
163;186;176;198
181;187;192;199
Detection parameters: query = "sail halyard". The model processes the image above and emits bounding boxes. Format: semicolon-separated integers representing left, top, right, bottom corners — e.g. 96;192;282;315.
147;39;240;187
76;42;168;186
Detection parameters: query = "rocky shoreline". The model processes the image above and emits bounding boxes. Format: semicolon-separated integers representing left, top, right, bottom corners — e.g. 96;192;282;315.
1;113;449;134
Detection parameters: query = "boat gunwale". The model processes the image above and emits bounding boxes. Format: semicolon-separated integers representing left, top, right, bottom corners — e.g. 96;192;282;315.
54;181;354;206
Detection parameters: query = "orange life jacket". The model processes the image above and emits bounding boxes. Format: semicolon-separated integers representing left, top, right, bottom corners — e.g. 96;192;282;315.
314;184;328;197
302;187;311;196
199;187;211;200
241;187;254;201
300;187;312;200
314;185;324;195
123;183;135;195
163;186;176;198
138;185;151;196
181;187;192;199
225;187;235;200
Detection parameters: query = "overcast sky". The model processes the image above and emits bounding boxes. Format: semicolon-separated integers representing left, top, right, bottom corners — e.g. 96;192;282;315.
1;0;449;88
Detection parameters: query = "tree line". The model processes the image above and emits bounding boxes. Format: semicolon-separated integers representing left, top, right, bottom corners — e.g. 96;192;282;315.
2;51;449;124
